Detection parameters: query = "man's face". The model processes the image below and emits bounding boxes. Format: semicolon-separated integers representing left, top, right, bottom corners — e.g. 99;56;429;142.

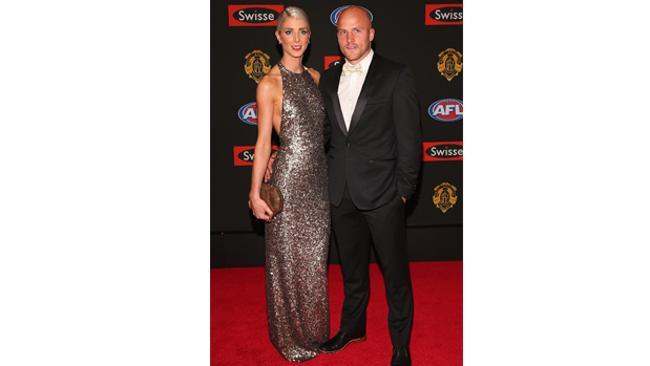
336;7;375;64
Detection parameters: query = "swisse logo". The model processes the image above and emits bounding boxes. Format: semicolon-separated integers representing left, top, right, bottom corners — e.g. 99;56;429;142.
422;141;463;162
428;99;463;122
238;102;257;125
324;56;343;70
234;146;256;166
425;4;463;25
233;145;279;166
330;5;374;26
228;4;284;27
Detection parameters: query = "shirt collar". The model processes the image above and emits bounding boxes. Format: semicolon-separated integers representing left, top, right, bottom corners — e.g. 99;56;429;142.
344;49;374;73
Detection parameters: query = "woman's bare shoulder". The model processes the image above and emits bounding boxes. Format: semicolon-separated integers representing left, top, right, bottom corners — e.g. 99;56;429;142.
257;66;282;94
307;67;321;84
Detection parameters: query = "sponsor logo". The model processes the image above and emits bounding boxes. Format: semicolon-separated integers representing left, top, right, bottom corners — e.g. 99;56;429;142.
233;145;279;166
238;102;257;125
227;4;284;27
324;56;343;70
432;182;458;213
330;5;374;26
244;50;271;84
422;142;463;162
428;98;463;122
425;4;463;25
437;48;463;81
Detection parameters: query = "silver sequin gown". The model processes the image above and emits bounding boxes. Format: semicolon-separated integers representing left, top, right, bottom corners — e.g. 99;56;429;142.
265;63;330;362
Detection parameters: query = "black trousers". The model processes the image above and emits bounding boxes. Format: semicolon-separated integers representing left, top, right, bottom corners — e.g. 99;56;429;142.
331;187;414;347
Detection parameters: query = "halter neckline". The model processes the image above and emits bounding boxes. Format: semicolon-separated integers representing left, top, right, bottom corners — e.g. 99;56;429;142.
278;62;306;75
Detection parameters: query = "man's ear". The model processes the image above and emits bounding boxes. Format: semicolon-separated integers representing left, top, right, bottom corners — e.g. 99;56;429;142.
369;28;375;42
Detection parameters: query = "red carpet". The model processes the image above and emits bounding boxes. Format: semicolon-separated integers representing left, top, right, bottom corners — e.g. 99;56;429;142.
212;261;462;365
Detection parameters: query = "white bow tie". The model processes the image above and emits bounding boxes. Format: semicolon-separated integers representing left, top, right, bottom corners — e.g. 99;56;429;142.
342;62;363;76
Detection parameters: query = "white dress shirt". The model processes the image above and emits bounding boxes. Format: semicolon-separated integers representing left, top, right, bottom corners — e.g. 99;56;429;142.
337;49;374;131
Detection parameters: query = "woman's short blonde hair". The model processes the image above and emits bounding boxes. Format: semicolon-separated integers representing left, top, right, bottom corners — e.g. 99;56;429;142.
276;6;310;30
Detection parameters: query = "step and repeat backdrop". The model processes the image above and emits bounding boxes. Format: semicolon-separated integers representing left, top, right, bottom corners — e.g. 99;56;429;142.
212;1;462;267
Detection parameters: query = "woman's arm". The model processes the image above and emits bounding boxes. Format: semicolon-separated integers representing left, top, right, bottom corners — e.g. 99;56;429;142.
249;76;277;221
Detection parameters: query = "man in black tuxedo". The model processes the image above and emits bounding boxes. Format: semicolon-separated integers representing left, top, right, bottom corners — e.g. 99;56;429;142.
317;6;421;366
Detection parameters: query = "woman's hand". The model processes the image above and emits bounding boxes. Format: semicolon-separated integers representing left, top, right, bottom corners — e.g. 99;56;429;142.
249;196;274;221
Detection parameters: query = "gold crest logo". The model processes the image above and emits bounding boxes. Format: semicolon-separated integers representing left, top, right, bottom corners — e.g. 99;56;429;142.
244;50;271;84
432;182;458;213
437;48;463;81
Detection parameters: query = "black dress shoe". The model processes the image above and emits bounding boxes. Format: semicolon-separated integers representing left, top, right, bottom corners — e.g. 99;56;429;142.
318;330;366;353
391;346;411;366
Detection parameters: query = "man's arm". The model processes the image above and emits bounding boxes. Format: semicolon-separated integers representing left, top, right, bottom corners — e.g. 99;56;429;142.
393;67;421;201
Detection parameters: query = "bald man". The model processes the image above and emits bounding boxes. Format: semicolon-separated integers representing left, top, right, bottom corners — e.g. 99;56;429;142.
318;5;421;366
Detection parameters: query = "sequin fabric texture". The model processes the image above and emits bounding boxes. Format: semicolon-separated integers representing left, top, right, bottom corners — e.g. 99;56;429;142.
265;63;330;362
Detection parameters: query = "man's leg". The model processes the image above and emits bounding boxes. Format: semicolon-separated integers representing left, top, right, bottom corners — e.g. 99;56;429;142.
364;195;414;347
330;188;372;335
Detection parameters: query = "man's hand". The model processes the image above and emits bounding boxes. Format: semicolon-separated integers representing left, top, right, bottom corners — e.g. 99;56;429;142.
264;151;277;182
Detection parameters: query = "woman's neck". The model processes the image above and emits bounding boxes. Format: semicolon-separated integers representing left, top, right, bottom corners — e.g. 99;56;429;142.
280;56;304;73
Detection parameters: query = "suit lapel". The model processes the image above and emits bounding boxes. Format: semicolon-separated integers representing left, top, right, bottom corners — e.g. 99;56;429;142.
348;54;381;135
328;66;348;136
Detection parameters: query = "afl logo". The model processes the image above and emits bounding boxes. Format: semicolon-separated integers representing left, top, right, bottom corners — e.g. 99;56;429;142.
330;5;374;26
238;102;257;125
428;99;463;122
228;5;284;27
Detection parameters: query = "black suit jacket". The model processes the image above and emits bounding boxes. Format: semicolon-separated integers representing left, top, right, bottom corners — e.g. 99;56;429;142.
321;53;421;210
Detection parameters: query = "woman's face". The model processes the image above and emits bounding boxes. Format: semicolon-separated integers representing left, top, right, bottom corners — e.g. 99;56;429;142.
276;17;310;58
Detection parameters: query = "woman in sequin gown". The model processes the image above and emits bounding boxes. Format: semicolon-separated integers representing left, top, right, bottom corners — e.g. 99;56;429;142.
248;7;330;362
